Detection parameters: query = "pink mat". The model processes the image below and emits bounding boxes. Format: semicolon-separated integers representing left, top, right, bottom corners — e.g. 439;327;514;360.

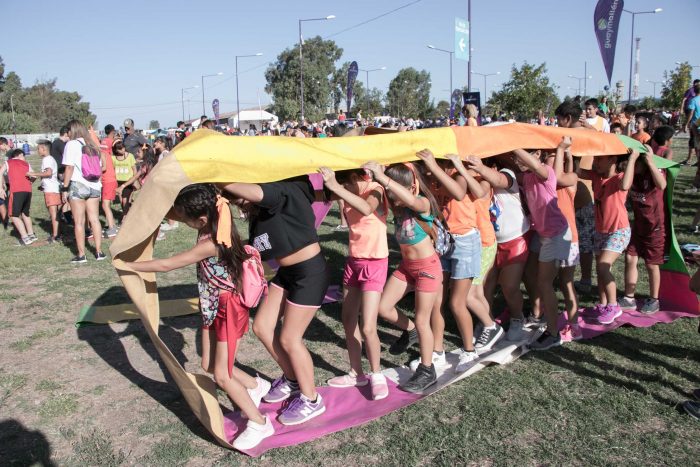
224;379;420;456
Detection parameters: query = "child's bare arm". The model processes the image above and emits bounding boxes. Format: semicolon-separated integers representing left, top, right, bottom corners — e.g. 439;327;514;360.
27;168;52;179
554;137;577;187
416;149;466;201
318;166;378;216
125;239;217;273
446;155;485;198
363;161;431;214
643;153;667;190
620;150;639;190
220;183;264;203
513;149;549;180
465;155;510;189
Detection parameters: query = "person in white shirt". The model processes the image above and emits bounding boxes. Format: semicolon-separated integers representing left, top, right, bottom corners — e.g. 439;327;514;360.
27;140;61;242
581;98;610;133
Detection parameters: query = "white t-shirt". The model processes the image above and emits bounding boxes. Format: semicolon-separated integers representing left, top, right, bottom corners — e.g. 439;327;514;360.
491;168;530;243
62;138;101;190
586;115;610;133
40;156;59;193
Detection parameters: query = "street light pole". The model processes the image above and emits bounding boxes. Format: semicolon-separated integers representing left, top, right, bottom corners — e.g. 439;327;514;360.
235;53;263;130
646;79;664;99
467;0;472;92
298;15;335;122
624;8;662;102
568;74;592;97
427;45;454;103
470;71;499;106
181;86;199;122
201;72;224;115
359;66;386;113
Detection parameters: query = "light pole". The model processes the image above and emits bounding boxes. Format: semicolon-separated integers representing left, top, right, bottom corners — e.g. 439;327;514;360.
568;74;592;97
471;71;500;106
201;72;223;115
359;66;385;113
624;7;662;102
467;0;472;92
181;86;199;122
235;53;263;130
299;15;335;121
646;79;664;99
427;45;454;102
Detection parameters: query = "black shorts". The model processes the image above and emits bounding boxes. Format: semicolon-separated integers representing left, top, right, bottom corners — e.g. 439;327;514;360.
270;252;329;307
10;191;31;217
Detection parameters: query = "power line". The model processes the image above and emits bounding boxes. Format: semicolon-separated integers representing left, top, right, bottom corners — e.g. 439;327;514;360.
324;0;424;39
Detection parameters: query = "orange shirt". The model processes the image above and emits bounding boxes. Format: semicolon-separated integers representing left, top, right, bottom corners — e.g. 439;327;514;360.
343;181;388;259
592;172;629;233
632;131;651;144
475;187;495;247
432;170;478;236
557;186;578;243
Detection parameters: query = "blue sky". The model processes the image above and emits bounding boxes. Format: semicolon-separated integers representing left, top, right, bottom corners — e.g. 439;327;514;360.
3;0;697;128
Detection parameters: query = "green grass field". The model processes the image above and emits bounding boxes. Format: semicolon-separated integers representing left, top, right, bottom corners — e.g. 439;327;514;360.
1;138;699;466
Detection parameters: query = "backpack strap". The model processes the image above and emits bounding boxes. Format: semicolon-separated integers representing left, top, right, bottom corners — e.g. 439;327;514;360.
414;214;437;244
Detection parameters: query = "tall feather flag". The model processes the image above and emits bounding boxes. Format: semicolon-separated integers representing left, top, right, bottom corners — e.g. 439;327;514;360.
594;0;624;84
347;61;358;113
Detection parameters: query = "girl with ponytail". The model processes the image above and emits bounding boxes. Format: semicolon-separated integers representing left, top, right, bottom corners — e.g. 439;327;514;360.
126;183;274;450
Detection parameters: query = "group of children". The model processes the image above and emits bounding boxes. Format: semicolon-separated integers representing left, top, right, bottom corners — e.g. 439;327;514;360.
123;101;676;449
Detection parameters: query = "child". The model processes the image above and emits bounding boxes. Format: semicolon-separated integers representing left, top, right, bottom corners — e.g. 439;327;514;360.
0;137;8;227
125;184;273;450
513;148;571;350
0;149;36;245
469;154;530;341
631;116;651;144
363;161;442;392
111;140;137;215
578;152;632;324
100;125;118;238
317;166;390;400
222;176;330;425
651;125;674;161
27;140;61;242
610;122;623;135
619;150;667;314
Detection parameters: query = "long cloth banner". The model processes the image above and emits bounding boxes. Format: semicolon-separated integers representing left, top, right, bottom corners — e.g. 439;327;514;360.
109;123;688;449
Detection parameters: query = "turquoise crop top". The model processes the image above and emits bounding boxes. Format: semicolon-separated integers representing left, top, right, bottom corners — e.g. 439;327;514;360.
394;208;434;245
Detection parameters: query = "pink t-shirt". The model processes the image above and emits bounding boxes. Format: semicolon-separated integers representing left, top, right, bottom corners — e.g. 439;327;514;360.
522;165;568;237
592;172;629;233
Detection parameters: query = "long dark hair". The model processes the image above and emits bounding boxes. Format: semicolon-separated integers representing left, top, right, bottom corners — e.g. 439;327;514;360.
174;184;250;288
384;163;441;216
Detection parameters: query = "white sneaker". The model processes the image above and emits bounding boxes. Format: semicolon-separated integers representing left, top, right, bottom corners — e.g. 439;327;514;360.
160;221;179;231
506;319;526;341
409;351;447;372
247;376;271;408
454;348;479;373
232;416;274;450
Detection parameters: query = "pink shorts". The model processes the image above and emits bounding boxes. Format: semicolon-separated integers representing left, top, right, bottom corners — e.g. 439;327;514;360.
392;253;442;293
343;257;388;292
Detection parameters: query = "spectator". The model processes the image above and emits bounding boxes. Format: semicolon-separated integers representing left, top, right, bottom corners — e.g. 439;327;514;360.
122;118;147;156
0;137;9;227
0;148;37;245
27;140;61;243
100;124;118;238
680;79;700;165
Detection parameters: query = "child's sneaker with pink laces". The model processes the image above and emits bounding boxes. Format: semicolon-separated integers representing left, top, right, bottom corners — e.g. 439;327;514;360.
327;371;369;388
369;373;389;400
597;304;623;325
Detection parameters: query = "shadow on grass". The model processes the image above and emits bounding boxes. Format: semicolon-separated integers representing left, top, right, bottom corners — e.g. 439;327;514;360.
0;419;56;467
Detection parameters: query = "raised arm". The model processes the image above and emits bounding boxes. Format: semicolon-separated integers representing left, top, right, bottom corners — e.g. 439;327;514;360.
620;150;639;191
363;161;430;214
416;149;465;200
642;152;667;190
318;167;380;216
125;238;217;273
465;155;511;189
554;137;577;188
513;148;549;180
446;154;485;198
220;182;264;203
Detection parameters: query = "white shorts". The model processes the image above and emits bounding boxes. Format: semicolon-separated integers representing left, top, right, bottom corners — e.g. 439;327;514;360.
531;228;572;263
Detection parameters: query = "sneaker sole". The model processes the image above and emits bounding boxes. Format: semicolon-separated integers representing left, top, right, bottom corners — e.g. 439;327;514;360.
372;388;390;401
278;404;326;426
72;260;87;264
232;427;275;450
327;380;369;388
475;327;505;353
598;309;623;325
263;390;300;404
399;378;437;394
682;402;700;421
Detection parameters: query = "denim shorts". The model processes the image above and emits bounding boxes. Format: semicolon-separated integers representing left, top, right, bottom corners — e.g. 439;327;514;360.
440;229;481;280
594;227;631;255
69;181;101;200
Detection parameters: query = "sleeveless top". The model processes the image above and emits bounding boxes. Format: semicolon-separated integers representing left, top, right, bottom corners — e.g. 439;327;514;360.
197;233;236;326
394;197;434;245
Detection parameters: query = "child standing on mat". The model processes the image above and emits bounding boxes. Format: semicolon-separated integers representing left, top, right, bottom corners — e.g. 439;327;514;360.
363;161;442;393
27;140;61;243
125;184;274;450
222;177;330;426
619;149;667;314
578;152;632;325
318;166;390;400
0;149;37;245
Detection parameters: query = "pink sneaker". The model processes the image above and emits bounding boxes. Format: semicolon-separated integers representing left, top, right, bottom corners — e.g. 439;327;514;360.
327;371;369;388
597;304;622;325
581;304;605;319
370;373;389;400
570;322;584;341
560;324;574;343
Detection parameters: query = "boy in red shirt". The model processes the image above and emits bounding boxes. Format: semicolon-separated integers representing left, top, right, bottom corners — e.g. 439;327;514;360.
0;149;37;245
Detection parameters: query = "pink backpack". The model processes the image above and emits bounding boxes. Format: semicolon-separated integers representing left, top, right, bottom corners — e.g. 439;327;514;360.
239;245;268;308
79;142;102;182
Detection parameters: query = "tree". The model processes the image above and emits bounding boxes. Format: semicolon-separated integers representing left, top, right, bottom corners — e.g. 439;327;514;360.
386;68;432;119
362;88;385;117
149;120;161;129
265;36;342;121
489;62;560;121
432;100;450;118
638;96;660;111
660;62;692;110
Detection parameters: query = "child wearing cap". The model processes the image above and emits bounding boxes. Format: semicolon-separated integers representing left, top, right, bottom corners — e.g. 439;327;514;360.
0;149;37;245
27;140;61;242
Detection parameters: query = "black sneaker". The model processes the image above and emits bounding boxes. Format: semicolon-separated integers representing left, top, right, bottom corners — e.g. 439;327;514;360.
389;328;418;355
682;400;700;421
474;323;504;353
528;330;562;351
95;252;107;261
399;363;437;394
71;255;87;264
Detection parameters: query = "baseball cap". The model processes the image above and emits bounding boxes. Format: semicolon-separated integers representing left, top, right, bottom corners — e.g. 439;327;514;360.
123;118;134;129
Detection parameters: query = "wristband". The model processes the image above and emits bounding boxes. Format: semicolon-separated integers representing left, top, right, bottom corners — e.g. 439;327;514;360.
60;185;70;193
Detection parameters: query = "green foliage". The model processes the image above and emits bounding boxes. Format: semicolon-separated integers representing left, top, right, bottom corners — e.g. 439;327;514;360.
386;67;432;119
489;62;560;121
149;120;160;129
660;62;692;109
432;100;450;118
0;56;94;133
638;96;661;111
265;36;342;121
362;87;385;117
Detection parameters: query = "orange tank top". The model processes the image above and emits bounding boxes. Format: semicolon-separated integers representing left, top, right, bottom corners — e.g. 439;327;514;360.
557;185;578;243
343;181;389;259
435;174;478;236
